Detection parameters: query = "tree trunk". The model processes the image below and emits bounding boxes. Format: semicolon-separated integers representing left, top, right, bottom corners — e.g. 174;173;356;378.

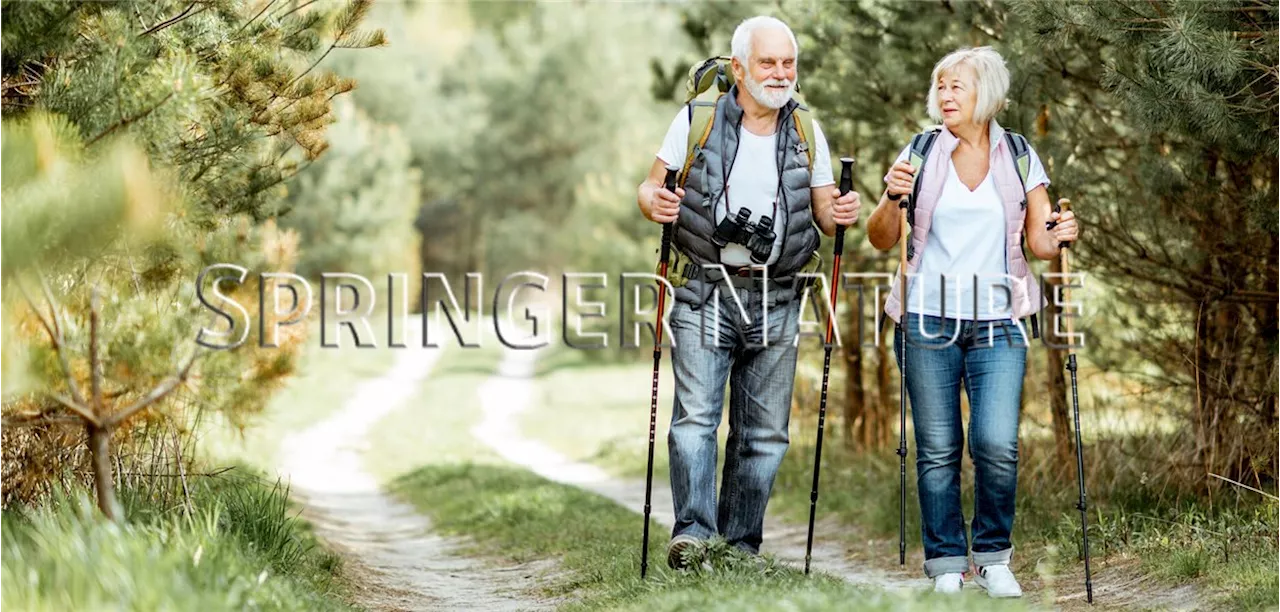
1256;232;1280;482
87;424;120;522
1192;246;1222;481
843;284;865;448
875;327;895;449
1046;255;1073;465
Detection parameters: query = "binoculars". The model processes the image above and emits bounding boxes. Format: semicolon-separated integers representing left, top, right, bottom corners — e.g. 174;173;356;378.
711;208;776;264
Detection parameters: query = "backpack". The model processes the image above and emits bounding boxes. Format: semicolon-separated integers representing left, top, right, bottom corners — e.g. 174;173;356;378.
677;56;817;187
902;126;1033;226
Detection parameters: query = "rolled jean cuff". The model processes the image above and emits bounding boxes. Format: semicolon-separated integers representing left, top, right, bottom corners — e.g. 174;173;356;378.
973;546;1013;568
923;555;970;578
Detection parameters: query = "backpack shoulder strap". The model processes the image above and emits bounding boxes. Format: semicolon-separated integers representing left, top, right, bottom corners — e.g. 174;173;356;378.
1003;131;1031;194
680;93;721;187
790;103;816;171
907;127;941;170
904;127;942;227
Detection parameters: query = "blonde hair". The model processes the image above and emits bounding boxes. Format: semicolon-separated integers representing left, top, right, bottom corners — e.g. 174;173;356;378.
926;46;1010;124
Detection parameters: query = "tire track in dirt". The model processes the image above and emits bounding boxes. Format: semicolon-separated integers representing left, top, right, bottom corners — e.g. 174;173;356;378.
278;327;555;611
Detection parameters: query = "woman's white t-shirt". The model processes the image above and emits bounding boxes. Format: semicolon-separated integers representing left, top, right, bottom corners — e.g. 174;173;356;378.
657;109;835;266
887;143;1049;320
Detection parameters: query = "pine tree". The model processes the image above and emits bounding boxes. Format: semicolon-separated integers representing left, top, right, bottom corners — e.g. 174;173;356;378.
1017;0;1278;484
1;0;383;517
281;99;422;295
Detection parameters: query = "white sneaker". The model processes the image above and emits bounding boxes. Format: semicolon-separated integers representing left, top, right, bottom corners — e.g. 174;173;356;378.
933;572;964;594
974;564;1023;598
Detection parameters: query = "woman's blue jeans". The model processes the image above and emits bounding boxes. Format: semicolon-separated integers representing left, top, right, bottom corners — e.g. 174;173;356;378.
894;313;1028;578
666;288;800;554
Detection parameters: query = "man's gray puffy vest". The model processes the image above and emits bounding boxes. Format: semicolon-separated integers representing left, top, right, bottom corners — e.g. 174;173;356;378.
673;85;820;306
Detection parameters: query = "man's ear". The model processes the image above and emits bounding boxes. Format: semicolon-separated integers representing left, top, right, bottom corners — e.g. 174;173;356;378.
730;57;745;84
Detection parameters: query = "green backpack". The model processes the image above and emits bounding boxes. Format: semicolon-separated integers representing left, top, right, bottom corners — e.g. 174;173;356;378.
677;56;817;187
660;56;823;290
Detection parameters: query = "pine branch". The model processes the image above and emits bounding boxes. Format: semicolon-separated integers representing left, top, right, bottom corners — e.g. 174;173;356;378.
283;1;382;90
48;392;101;427
141;2;208;37
1143;0;1167;20
17;277;90;410
2;79;42;91
231;0;281;38
274;0;321;22
87;92;176;146
103;349;201;429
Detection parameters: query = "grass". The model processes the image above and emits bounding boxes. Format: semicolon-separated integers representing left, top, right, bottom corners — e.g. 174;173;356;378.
391;462;1026;611
1;469;350;611
521;347;675;468
362;325;505;483
516;354;1279;610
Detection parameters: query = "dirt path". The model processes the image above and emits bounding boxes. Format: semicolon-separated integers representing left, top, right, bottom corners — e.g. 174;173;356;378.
472;345;930;593
278;333;554;611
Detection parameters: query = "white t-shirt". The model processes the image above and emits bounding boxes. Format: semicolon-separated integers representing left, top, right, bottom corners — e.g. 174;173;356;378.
886;142;1050;320
657;108;835;266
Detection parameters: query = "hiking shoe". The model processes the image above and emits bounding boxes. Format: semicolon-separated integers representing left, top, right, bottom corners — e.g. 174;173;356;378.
974;564;1023;598
933;572;964;594
666;534;702;570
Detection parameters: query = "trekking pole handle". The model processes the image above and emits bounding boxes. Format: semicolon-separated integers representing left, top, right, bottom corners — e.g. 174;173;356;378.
1046;198;1072;251
835;157;855;251
663;165;679;195
660;165;679;261
1057;198;1072;251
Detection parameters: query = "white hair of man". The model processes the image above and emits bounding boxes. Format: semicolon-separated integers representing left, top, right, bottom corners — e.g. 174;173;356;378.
731;16;800;109
926;46;1011;124
730;15;799;67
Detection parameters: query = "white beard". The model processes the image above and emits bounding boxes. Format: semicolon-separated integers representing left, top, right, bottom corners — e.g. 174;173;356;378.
744;73;795;109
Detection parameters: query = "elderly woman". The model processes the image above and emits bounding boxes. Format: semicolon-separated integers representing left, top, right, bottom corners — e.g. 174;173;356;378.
866;47;1079;597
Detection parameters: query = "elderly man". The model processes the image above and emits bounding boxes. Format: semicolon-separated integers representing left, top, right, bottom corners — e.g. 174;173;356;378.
636;15;860;568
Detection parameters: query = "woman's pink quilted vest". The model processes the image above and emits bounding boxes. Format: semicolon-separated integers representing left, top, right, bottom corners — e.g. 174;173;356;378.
884;120;1044;324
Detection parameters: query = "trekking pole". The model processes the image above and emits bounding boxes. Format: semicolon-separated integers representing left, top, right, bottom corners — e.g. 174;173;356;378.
889;190;909;566
1056;198;1094;603
805;157;855;576
640;165;679;579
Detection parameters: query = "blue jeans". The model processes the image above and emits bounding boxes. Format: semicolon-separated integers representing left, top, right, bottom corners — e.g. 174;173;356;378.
667;287;800;554
894;313;1028;577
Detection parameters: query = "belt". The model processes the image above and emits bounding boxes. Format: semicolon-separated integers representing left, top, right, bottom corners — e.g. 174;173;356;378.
704;265;795;289
724;264;770;277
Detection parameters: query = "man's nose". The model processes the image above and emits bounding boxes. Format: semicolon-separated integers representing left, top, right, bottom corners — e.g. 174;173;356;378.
773;64;789;80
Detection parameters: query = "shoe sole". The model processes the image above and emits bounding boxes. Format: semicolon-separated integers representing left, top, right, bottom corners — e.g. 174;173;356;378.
973;575;1023;598
666;538;699;570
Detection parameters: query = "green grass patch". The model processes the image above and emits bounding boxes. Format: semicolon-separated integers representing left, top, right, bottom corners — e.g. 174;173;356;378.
390;462;1025;611
363;337;504;483
516;357;1278;610
522;356;674;468
2;469;350;611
